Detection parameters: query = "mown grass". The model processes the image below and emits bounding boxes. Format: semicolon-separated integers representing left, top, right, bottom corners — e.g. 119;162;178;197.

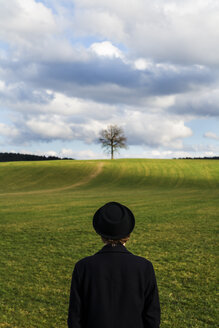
0;159;218;327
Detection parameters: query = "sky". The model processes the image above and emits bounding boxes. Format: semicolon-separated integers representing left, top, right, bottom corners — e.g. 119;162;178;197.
0;0;219;160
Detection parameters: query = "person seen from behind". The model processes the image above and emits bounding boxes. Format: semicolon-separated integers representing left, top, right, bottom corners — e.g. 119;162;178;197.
68;201;161;328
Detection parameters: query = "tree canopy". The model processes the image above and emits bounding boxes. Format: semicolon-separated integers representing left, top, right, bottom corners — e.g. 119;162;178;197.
99;125;127;159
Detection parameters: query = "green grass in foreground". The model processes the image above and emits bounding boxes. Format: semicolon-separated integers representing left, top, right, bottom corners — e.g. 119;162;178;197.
0;159;218;327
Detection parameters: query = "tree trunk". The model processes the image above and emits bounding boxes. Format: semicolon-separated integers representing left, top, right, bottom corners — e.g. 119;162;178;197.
111;143;114;160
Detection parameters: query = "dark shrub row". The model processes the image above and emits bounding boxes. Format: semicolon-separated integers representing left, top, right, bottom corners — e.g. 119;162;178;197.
0;152;74;162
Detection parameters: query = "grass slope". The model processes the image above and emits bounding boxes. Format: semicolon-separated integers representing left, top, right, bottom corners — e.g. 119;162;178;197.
0;159;218;328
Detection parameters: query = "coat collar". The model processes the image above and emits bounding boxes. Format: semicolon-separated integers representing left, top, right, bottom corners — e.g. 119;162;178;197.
95;243;133;255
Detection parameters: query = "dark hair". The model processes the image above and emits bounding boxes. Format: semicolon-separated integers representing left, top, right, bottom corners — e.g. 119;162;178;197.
101;234;130;246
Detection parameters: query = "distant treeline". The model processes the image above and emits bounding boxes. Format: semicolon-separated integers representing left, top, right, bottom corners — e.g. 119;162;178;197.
0;152;74;162
177;156;219;160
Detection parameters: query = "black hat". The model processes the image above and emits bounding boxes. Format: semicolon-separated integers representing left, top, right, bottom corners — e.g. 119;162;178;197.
93;202;135;239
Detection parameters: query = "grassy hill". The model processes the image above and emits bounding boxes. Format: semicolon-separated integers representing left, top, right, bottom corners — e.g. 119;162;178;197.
0;159;218;327
1;158;219;193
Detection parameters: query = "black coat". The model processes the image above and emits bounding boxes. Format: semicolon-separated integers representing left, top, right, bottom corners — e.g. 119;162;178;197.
68;243;160;328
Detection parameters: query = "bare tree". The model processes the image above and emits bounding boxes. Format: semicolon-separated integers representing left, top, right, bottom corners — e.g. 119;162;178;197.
99;125;127;159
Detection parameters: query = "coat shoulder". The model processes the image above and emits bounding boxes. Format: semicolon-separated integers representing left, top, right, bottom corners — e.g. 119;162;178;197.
128;252;153;268
74;255;93;267
74;249;153;273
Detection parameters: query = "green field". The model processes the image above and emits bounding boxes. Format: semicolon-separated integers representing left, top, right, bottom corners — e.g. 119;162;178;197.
0;159;218;328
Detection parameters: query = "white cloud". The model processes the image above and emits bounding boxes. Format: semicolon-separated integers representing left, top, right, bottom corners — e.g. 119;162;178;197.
72;8;126;42
0;0;84;63
125;111;193;148
0;0;57;45
73;0;219;66
1;92;193;150
146;95;176;110
169;87;219;116
90;41;124;59
134;58;151;71
45;150;58;157
204;132;219;140
0;123;19;137
0;80;6;92
26;115;75;140
59;148;105;160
